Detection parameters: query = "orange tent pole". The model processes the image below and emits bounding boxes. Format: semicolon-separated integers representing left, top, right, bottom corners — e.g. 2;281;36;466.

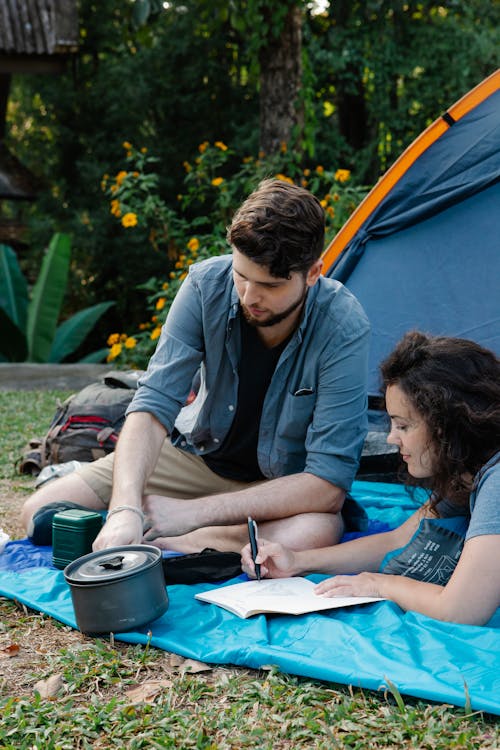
322;69;500;275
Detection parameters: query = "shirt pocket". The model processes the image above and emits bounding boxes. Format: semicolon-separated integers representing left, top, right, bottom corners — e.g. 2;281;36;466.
278;390;316;445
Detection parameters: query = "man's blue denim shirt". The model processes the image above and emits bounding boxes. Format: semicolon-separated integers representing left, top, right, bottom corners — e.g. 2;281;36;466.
128;255;371;491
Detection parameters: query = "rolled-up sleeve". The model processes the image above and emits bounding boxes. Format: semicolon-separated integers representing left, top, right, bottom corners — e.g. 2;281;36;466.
304;316;370;490
127;271;205;432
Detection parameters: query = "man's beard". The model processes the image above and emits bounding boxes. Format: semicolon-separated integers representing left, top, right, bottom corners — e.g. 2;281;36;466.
242;285;307;328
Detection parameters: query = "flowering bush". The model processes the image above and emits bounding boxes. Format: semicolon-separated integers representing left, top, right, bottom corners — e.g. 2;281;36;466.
103;141;368;369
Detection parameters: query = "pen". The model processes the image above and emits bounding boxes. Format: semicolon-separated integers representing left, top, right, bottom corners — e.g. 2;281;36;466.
247;516;261;581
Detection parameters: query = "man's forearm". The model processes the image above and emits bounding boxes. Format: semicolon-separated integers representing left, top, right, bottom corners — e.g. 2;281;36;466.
110;411;167;508
182;472;345;528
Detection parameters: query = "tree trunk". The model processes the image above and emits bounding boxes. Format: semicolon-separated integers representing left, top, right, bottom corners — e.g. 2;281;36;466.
259;4;303;156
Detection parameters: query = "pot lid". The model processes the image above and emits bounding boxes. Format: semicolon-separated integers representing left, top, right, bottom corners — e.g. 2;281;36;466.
64;545;161;583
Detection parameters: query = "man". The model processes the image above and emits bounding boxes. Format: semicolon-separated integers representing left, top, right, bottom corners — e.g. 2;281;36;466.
22;179;370;553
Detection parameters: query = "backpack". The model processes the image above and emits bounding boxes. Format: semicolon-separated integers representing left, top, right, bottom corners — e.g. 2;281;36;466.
19;370;142;474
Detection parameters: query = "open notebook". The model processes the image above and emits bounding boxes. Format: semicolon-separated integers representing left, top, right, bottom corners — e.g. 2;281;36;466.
195;577;384;619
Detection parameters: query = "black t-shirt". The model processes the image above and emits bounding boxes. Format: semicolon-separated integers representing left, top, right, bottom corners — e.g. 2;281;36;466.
203;314;288;481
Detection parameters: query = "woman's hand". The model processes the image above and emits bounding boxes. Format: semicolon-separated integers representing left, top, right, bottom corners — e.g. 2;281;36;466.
241;538;300;579
315;572;386;598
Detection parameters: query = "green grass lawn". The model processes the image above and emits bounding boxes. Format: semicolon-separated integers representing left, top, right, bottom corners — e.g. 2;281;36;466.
0;390;499;749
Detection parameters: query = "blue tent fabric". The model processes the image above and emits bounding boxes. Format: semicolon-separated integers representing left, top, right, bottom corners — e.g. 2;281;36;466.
327;83;500;397
1;481;499;715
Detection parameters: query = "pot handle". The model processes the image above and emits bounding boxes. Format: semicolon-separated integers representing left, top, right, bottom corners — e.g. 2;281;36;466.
99;555;125;570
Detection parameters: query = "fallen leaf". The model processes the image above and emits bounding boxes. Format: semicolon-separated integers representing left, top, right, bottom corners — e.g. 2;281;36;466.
168;653;185;667
124;679;172;704
34;673;65;698
0;643;19;658
180;658;212;674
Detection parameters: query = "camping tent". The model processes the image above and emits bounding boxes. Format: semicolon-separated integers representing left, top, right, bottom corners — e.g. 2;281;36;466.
322;69;500;400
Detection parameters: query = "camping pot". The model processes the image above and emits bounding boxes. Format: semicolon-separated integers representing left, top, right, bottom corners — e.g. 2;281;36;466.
64;545;168;634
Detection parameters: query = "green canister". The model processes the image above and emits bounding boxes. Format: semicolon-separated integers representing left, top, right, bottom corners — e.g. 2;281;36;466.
52;509;103;569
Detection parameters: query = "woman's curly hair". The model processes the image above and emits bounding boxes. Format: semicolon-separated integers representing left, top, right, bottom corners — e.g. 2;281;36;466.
380;331;500;508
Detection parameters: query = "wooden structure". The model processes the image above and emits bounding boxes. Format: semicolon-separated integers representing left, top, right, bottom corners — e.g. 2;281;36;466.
0;0;79;244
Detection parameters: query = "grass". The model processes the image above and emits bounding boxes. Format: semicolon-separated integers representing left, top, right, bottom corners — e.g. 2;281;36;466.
1;389;499;748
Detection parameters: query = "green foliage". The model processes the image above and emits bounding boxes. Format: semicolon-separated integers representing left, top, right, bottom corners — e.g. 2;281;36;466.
25;233;71;362
103;140;368;369
0;236;114;363
307;1;500;180
4;0;498;357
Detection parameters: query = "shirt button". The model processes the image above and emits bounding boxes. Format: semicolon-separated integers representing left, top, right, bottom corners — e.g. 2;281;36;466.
181;440;187;447
214;438;220;444
199;445;205;452
228;405;234;411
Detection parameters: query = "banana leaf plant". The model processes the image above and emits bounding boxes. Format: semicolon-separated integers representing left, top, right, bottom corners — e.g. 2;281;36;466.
0;235;114;363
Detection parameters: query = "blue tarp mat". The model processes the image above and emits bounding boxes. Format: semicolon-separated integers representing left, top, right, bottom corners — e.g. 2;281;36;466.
1;481;499;715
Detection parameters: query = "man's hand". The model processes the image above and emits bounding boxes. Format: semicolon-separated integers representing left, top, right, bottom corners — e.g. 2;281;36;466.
93;510;144;551
241;538;300;579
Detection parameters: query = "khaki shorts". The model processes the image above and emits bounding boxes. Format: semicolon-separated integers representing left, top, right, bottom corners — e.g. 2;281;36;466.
77;438;263;508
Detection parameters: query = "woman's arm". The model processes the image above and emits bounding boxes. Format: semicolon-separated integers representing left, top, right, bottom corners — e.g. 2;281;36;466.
316;533;500;625
241;508;425;579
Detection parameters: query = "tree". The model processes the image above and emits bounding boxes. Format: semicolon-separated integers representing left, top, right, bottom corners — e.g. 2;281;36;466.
307;0;500;181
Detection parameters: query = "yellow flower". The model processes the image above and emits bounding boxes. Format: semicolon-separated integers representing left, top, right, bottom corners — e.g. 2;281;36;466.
326;206;335;218
211;177;224;187
301;179;308;188
110;184;118;194
169;271;176;279
122;141;132;150
183;161;192;173
107;333;120;345
150;326;162;341
242;156;253;164
133;171;139;178
110;199;121;217
115;170;128;186
187;237;200;252
335;169;351;183
162;282;169;290
280;141;287;153
214;141;228;151
275;173;294;185
198;141;209;153
124;336;137;349
179;271;187;281
121;212;138;228
333;192;340;202
315;165;324;174
303;168;311;177
156;297;166;311
320;199;327;208
107;342;122;361
141;147;147;154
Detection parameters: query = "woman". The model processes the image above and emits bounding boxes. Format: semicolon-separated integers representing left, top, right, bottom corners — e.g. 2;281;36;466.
241;331;500;625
